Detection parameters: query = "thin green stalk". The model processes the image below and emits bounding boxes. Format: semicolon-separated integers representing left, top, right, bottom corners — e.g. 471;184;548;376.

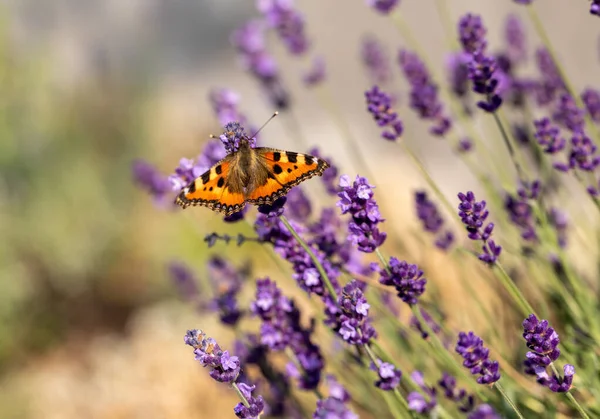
565;392;592;419
279;214;339;302
494;262;536;317
232;382;252;409
494;110;528;182
493;382;525;419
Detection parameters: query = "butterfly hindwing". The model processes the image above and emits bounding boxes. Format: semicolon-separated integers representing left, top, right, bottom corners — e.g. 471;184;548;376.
175;159;246;215
245;148;329;204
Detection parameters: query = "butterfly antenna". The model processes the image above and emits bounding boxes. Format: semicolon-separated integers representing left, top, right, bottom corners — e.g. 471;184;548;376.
251;111;279;138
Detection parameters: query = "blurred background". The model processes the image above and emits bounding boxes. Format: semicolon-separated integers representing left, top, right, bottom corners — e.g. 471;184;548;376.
0;0;598;418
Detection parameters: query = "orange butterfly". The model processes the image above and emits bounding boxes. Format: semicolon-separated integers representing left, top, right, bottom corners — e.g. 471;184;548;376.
174;135;329;216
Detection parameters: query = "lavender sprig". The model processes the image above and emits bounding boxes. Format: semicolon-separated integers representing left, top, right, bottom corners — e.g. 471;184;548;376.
457;191;502;264
365;86;403;141
455;331;501;385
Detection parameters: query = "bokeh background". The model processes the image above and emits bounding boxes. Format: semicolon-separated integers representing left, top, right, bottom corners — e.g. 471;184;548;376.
0;0;598;418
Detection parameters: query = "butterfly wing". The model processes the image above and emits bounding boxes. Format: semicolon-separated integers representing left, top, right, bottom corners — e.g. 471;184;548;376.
245;148;330;205
174;158;246;216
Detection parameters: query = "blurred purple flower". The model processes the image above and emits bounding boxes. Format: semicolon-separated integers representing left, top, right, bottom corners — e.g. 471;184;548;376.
457;191;502;264
415;190;454;250
309;147;341;195
438;372;475;412
407;371;437;414
374;361;402;390
209;88;250;128
303;56;326;87
468;404;500;419
458;14;487;54
132;159;172;204
365;86;403;141
582;88;600;122
548;208;568;247
399;50;451;136
446;52;470;98
534;48;565;106
361;35;392;85
337;175;387;253
591;1;600;16
207;256;246;326
456;331;501;384
504;14;527;64
168;261;200;301
410;307;441;339
313;376;358;419
258;0;309;55
534;118;566;154
366;0;399;14
553;94;585;133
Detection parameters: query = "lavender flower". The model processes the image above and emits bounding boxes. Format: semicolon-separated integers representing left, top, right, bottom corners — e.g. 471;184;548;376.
365;86;403;141
132;159;172;204
553;94;585;133
455;331;501;385
534;118;566;154
337;175;387;253
303;56;326;87
328;280;377;345
446;52;470;98
410;307;441;339
407;371;437;414
548;208;568;247
398;50;451;136
313;376;358;419
504;188;538;243
206;257;245;326
373;361;402;390
582;88;600;122
377;258;427;305
504;14;527;64
458;137;474;153
168;138;227;192
591;1;600;17
438;372;475;412
366;0;399;15
361;35;392;85
285;187;312;222
522;314;574;392
209;88;250;127
415;190;454;250
457;191;502;264
251;278;324;389
309;147;340;195
468;404;500;419
231;20;289;108
458;14;502;112
258;0;309;55
534;48;565;106
233;382;267;419
168;261;200;301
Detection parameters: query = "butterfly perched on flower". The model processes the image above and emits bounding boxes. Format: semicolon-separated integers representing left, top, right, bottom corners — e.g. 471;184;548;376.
174;122;329;216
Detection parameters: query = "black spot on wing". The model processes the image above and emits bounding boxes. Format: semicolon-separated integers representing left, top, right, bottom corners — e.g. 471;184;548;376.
268;172;276;179
217;177;225;188
273;152;281;161
201;171;211;184
287;168;292;173
188;182;196;193
215;165;222;175
286;152;298;163
273;164;283;174
304;156;314;166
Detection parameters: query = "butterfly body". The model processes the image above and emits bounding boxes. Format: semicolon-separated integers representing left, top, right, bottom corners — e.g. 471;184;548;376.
175;137;329;216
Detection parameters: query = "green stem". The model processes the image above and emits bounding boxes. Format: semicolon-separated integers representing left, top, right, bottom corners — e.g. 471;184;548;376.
565;392;591;419
232;382;252;409
279;214;339;302
494;262;536;317
494;381;525;419
493;110;527;182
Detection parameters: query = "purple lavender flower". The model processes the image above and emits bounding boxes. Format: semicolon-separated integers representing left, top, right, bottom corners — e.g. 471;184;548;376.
184;329;241;383
361;35;392;85
398;50;451;136
168;261;200;301
457;191;502;264
366;0;399;14
504;14;527;64
534;48;565;106
377;258;426;305
455;331;501;385
504;188;538;243
365;86;403;141
522;314;574;392
415;190;454;250
458;14;487;54
458;137;474;153
328;280;377;345
303;56;326;87
206;256;245;326
534;118;567;154
285;187;312;222
446;52;470;98
591;1;600;17
374;361;402;390
220;122;256;154
209;88;250;127
132;159;172;204
438;372;475;412
558;133;600;173
553;94;585;133
407;371;437;414
251;278;324;389
582;88;600;122
233;382;267;419
168;138;227;192
548;208;568;247
309;148;340;195
257;0;309;55
313;376;358;419
410;307;441;339
337;175;387;253
468;404;500;419
231;20;289;109
458;14;502;112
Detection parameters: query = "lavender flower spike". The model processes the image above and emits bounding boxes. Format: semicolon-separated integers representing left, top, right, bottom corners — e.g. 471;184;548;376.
258;0;309;55
377;257;427;305
337;174;387;253
365;86;403;141
415;190;454;250
456;331;501;385
582;88;600;123
521;314;574;392
361;35;392;85
366;0;399;15
313;375;358;419
457;191;502;264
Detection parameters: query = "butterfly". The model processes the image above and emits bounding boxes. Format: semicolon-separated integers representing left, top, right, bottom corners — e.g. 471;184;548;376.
174;135;330;216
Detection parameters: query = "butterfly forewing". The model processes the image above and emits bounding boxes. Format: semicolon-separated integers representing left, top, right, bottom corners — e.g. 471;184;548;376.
245;148;329;204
